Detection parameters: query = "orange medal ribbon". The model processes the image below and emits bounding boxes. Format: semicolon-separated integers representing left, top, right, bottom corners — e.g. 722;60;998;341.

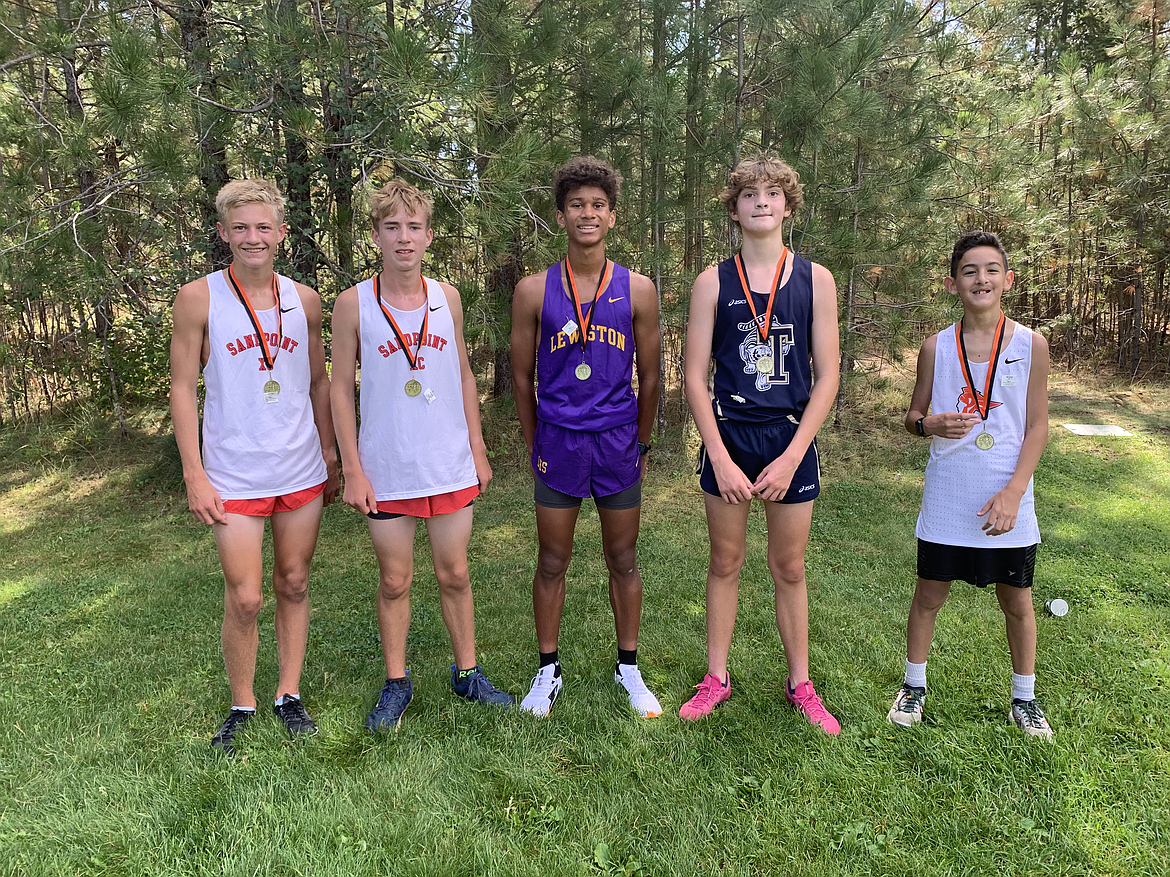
954;313;1006;423
734;248;789;343
374;273;429;371
564;258;611;358
226;265;282;371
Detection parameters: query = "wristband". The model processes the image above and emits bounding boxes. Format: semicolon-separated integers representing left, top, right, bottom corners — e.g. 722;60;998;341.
915;417;926;437
638;441;651;456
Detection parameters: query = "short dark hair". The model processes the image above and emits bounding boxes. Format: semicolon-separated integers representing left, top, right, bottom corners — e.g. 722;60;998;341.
553;156;622;212
950;231;1009;278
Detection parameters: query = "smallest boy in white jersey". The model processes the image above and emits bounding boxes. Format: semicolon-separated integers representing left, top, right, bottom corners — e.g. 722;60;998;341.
170;178;339;757
331;179;514;732
888;230;1054;738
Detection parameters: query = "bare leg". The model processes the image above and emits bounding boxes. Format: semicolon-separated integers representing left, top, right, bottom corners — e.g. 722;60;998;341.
996;583;1037;676
597;504;643;651
533;503;581;653
906;578;952;665
702;493;751;681
269;496;323;699
763;500;815;685
214;514;267;709
425;505;477;670
368;515;419;679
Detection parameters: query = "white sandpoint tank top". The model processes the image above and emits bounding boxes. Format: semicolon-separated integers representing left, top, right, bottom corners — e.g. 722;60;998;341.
201;270;326;499
916;320;1041;548
356;276;477;500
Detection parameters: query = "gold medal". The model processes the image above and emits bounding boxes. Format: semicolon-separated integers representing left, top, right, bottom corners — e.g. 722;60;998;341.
575;362;591;381
975;430;995;450
263;379;280;395
756;355;774;375
405;379;422;397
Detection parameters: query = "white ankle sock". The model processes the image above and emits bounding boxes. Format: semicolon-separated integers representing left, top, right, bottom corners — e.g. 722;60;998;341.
1011;673;1035;702
904;660;927;689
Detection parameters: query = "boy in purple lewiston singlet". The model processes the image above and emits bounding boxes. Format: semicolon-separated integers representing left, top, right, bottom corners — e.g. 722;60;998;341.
511;157;663;718
679;155;843;733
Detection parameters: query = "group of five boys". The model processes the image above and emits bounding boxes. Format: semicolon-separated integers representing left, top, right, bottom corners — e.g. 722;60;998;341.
170;154;1054;757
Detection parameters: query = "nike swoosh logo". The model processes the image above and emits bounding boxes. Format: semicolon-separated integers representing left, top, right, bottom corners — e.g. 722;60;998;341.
279;306;296;313
608;296;626;303
429;305;443;311
1005;357;1022;364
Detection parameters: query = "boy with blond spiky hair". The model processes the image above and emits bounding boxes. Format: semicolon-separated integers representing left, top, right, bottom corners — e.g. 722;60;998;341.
331;178;513;733
171;178;339;756
679;155;842;733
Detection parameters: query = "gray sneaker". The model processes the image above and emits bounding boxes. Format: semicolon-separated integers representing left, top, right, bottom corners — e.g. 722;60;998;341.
1010;698;1054;739
887;684;926;727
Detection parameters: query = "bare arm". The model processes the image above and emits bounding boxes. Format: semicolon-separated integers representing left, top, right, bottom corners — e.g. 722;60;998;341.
751;261;840;501
630;272;661;476
683;267;753;504
978;329;1050;535
298;282;339;505
169;277;226;525
905;332;978;440
510;271;545;460
444;282;492;492
329;286;377;514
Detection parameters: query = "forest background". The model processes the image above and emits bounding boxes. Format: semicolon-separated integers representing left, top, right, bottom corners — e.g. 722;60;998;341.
2;0;1170;428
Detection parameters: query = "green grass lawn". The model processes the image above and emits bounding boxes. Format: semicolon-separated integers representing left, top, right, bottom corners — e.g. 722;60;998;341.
1;374;1168;876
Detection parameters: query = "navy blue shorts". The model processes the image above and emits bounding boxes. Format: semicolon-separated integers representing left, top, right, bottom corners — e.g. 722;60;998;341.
917;540;1037;589
697;418;820;503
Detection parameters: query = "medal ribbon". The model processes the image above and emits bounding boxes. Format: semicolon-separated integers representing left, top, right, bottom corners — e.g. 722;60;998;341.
954;313;1006;423
226;265;282;371
374;273;429;371
564;258;611;359
734;248;789;343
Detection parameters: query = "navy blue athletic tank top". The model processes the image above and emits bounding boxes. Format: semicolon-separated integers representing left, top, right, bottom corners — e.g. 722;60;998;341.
709;253;814;424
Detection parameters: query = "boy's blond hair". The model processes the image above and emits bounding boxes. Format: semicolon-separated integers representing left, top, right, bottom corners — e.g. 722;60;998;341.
215;178;286;225
368;178;434;228
718;155;805;217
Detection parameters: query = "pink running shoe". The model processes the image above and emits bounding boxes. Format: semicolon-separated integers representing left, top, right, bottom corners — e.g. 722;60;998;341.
679;672;731;720
785;678;840;735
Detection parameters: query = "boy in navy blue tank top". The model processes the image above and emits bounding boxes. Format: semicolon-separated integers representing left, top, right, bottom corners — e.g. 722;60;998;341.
511;157;663;718
679;156;842;734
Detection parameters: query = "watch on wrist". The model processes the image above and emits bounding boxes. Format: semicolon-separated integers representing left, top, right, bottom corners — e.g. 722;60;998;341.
915;417;926;437
638;441;651;456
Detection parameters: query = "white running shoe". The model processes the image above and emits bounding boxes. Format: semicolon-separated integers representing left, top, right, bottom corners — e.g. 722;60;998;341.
520;663;563;717
615;663;662;718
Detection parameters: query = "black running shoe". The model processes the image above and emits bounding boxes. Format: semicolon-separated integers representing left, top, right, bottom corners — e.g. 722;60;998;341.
274;695;318;737
210;708;254;756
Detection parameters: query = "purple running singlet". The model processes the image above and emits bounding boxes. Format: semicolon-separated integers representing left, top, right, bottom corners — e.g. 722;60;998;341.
534;261;639;497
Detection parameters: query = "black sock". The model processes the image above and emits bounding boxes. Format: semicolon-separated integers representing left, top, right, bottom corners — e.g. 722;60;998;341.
617;648;638;666
539;650;559;668
389;675;408;685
